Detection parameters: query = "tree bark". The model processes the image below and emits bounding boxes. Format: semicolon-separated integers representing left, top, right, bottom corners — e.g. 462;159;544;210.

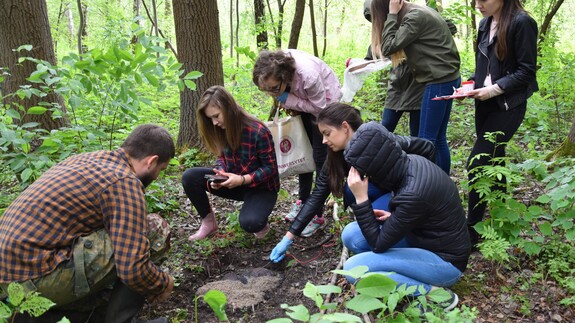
538;0;565;59
254;0;268;49
229;0;234;58
546;113;575;160
321;0;328;57
0;0;70;130
309;0;318;56
172;0;224;150
288;0;305;49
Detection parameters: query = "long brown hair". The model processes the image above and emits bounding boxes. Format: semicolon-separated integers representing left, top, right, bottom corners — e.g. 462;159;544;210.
316;103;364;197
370;0;409;66
197;86;262;155
494;0;528;60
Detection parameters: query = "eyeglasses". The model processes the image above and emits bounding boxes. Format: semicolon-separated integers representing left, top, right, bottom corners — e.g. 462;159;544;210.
261;80;283;94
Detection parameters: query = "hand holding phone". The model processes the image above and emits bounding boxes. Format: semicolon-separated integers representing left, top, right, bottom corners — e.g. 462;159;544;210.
204;174;229;183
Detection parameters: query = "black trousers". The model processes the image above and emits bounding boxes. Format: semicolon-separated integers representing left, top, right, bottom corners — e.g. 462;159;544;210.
467;99;527;226
181;167;278;233
299;112;327;203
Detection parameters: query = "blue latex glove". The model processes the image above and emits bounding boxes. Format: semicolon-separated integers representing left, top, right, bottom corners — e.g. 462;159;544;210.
276;91;289;104
270;236;293;263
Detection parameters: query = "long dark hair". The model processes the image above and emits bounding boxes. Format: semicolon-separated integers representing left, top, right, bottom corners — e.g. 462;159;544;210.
197;86;262;154
494;0;528;60
370;0;410;66
252;50;296;88
317;103;363;197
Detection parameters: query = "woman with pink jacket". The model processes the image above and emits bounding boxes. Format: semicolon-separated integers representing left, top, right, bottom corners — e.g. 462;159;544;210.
253;49;342;237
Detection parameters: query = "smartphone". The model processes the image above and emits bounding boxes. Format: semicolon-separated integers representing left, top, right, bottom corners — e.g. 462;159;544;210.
204;174;229;183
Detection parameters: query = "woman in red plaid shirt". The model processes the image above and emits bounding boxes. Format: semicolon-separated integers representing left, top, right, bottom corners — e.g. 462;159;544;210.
183;86;280;241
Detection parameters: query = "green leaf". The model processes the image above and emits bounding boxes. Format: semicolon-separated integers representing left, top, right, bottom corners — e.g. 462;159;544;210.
203;290;228;321
7;283;25;306
356;274;397;298
20;168;33;183
21;122;40;129
27;106;48;115
184;71;203;79
322;312;363;322
315;284;341;295
16;44;33;52
332;265;369;279
0;301;12;320
283;304;309;321
266;319;292;323
144;72;159;86
184;80;197;91
18;293;55;317
6;108;21;120
302;282;323;308
539;221;553;236
345;294;385;314
141;61;157;72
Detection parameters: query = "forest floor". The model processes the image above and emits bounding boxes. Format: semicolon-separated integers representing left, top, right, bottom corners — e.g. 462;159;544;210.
142;174;574;323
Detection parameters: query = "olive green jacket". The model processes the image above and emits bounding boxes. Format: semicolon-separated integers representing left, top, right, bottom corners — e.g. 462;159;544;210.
382;4;460;85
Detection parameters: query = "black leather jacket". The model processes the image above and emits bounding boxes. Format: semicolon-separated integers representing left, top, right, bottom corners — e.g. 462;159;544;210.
472;12;538;110
289;122;435;236
344;122;470;272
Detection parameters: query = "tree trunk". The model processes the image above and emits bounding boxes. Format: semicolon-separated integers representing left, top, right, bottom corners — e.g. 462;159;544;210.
546;113;575;160
132;0;142;44
309;0;318;56
229;0;234;58
321;0;328;57
76;0;88;54
265;0;285;48
275;0;285;48
236;0;239;66
288;0;305;49
254;0;268;49
173;0;224;150
0;0;70;130
538;0;565;60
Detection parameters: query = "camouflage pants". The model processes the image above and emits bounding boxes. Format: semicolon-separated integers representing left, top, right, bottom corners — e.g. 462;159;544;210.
0;213;170;310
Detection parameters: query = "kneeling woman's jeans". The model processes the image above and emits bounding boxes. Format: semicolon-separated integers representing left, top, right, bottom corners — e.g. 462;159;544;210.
341;222;462;296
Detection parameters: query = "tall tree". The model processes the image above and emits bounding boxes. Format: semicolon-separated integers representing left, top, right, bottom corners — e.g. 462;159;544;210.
309;0;319;56
538;0;565;51
254;0;268;49
0;0;70;130
288;0;305;49
76;0;88;54
266;0;286;48
132;0;142;44
321;0;329;57
229;0;234;57
172;0;224;150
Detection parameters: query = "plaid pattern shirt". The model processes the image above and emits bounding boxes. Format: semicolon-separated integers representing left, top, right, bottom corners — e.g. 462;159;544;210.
0;149;170;297
216;121;280;192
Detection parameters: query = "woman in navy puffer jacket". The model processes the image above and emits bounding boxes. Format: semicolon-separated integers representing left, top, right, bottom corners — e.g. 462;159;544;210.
333;103;470;308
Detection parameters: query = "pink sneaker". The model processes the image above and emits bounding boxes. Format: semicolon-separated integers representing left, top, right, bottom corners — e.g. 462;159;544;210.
285;200;302;222
301;215;325;237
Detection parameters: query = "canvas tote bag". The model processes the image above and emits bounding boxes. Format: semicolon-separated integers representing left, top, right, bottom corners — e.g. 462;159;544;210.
266;108;315;178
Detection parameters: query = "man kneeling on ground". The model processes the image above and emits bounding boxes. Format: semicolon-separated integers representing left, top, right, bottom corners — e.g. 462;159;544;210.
0;124;175;323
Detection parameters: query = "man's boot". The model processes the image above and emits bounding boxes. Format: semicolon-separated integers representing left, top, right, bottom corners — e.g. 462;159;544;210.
105;280;167;323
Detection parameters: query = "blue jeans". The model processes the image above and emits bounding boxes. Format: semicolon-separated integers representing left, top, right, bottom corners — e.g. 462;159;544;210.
419;78;460;174
381;109;421;137
343;182;390;211
341;222;463;296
